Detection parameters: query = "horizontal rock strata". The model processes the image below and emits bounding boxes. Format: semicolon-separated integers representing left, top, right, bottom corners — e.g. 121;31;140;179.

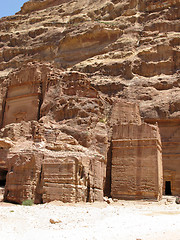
0;0;179;203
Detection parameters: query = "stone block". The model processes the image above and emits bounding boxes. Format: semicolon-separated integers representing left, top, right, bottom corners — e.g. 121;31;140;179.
111;123;163;200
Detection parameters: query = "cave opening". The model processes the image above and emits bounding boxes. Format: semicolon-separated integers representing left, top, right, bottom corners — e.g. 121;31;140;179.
0;170;7;201
0;170;8;187
165;181;172;195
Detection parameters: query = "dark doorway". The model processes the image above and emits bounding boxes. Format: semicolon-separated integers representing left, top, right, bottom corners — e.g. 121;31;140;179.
0;170;7;202
0;170;7;187
165;181;172;195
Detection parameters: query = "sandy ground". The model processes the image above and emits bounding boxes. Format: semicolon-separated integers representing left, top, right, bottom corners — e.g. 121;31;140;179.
0;196;180;240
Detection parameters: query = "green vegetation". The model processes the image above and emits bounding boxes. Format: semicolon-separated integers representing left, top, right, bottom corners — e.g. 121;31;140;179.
22;199;34;206
99;117;107;123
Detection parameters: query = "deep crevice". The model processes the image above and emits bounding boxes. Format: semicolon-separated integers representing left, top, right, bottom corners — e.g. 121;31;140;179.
37;82;43;120
104;141;112;197
35;165;43;204
0;88;8;129
86;174;90;202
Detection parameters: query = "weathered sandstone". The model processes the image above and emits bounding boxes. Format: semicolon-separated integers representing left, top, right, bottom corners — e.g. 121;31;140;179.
0;0;179;203
0;63;108;203
112;123;163;200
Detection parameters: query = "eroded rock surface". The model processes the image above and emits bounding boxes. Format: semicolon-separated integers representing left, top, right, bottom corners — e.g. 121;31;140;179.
0;63;108;203
0;0;179;120
0;0;179;203
112;123;163;200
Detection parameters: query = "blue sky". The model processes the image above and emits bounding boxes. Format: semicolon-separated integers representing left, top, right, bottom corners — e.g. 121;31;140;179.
0;0;28;18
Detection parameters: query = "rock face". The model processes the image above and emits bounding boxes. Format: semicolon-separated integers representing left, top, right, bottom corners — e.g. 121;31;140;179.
0;63;108;203
5;144;105;204
156;120;180;196
0;0;179;120
0;0;179;203
112;123;163;200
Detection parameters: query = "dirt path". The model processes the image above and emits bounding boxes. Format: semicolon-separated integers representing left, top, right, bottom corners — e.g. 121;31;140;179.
0;197;180;240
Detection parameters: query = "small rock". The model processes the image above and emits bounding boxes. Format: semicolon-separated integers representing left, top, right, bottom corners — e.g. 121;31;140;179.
49;218;62;224
103;197;113;204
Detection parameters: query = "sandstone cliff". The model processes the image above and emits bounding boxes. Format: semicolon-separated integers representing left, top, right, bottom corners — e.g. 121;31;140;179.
0;0;179;119
0;0;179;203
0;62;109;203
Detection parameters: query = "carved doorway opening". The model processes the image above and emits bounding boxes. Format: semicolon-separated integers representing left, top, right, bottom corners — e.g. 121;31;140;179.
0;170;7;187
163;170;175;195
0;170;7;201
165;181;172;195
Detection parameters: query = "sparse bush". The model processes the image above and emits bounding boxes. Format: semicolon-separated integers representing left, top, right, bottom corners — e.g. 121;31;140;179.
175;196;180;204
99;117;107;123
22;199;34;206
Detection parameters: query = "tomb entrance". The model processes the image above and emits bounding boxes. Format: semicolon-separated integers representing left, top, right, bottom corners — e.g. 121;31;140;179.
145;119;180;196
165;181;172;195
0;169;7;201
0;169;8;187
111;123;163;200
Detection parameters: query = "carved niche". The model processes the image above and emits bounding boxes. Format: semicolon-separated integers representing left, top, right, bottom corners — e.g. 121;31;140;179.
3;83;40;126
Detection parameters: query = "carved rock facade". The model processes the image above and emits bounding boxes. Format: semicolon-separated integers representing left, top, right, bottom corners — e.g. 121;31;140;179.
0;63;165;203
112;123;163;200
0;63;108;203
0;0;179;203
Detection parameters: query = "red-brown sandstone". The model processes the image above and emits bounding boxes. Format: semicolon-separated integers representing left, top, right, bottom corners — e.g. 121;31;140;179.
0;0;179;203
112;123;163;200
